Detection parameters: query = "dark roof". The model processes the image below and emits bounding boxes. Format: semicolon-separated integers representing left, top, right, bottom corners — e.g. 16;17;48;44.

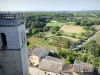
31;48;49;57
39;56;64;73
73;61;94;73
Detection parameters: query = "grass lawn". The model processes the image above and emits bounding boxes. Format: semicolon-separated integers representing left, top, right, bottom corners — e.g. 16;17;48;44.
27;36;57;50
46;22;65;27
67;22;75;25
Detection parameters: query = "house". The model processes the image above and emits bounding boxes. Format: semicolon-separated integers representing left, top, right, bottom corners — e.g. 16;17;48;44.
50;20;57;23
29;48;49;66
62;61;94;75
26;28;31;33
38;56;65;75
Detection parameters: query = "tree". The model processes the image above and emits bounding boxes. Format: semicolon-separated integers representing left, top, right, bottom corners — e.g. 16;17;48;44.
92;57;100;68
84;40;100;57
89;27;96;31
36;32;45;38
57;50;77;64
83;26;89;30
71;33;76;38
56;31;62;36
27;41;30;46
26;21;31;28
32;28;38;34
44;26;51;31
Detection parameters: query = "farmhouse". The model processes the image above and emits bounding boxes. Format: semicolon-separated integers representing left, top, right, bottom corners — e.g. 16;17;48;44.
38;56;65;75
29;48;49;66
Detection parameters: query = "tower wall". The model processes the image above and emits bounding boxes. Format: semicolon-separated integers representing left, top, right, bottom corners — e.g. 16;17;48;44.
0;13;29;75
0;43;28;75
21;42;29;75
0;50;23;75
0;27;20;49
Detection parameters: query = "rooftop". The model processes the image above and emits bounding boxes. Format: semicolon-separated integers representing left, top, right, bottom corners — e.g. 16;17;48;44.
44;56;64;64
39;56;64;73
62;65;73;73
73;61;94;73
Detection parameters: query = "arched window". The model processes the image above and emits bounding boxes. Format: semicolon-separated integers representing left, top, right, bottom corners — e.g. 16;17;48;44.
0;65;3;75
24;32;26;41
1;33;7;48
21;32;23;44
21;31;26;44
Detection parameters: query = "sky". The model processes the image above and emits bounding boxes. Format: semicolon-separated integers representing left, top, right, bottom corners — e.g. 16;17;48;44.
0;0;100;11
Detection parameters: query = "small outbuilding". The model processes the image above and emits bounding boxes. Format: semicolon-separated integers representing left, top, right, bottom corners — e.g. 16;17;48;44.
29;48;49;66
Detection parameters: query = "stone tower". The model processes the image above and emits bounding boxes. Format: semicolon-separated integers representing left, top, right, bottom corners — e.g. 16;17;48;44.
0;12;29;75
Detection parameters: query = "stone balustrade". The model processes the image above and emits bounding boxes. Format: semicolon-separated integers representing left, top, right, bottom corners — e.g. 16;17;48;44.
0;13;25;26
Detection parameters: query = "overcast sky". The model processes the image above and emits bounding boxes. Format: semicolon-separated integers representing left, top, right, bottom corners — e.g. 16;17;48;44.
0;0;100;11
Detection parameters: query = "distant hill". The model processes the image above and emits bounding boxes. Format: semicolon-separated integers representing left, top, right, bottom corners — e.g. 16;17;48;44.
72;10;100;13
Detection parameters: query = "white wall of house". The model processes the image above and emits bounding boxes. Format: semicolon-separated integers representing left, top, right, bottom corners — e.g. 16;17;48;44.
29;55;40;66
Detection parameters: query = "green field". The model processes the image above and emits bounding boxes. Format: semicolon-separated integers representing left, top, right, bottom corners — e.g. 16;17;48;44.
46;22;65;27
27;36;57;50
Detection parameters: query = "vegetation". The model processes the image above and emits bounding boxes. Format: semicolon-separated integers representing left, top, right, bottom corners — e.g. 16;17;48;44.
46;22;65;27
92;31;100;45
57;40;100;68
25;11;100;69
25;12;100;30
27;36;56;50
47;37;74;49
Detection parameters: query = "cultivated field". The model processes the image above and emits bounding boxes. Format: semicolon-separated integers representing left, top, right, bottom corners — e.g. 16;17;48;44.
60;25;85;34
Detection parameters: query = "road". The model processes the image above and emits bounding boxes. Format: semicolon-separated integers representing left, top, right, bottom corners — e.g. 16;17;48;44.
72;29;100;50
